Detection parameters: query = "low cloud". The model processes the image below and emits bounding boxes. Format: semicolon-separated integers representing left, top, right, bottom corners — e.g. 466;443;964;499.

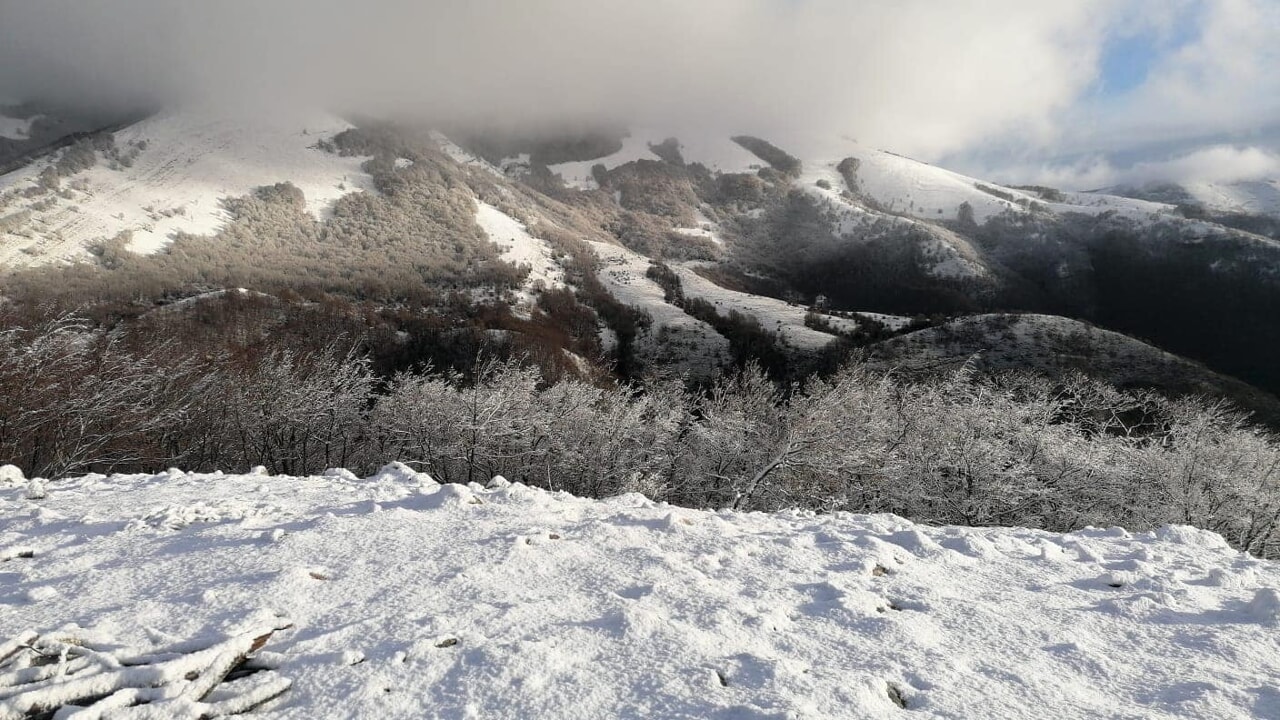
983;144;1280;191
0;0;1112;159
0;0;1275;187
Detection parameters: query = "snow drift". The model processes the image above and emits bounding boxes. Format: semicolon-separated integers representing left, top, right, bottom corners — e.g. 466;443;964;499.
2;466;1277;718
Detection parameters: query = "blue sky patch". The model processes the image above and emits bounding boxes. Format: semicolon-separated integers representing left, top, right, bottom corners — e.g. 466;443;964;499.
1098;3;1203;97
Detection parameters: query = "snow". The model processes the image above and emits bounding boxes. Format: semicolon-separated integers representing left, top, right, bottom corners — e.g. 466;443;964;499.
792;138;1179;226
789;142;1031;224
590;241;729;375
671;263;850;350
672;207;725;246
474;201;564;304
798;183;990;281
1050;191;1176;220
0;112;37;140
856;312;914;332
1183;179;1280;218
0;109;374;266
3;466;1278;718
429;131;504;178
549;134;661;190
549;131;761;190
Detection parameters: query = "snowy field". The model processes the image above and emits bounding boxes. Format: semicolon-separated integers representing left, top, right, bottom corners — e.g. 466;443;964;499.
549;132;761;190
474;201;564;305
589;241;730;376
2;465;1277;719
672;263;851;351
0;109;374;266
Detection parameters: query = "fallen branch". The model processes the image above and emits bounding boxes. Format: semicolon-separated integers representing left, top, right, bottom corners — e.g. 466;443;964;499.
0;625;292;719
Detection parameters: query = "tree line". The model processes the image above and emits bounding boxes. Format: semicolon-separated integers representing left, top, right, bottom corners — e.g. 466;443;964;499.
3;312;1277;560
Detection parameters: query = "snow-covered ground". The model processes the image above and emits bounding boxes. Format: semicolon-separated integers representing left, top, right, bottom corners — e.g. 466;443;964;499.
672;263;851;351
793;143;1031;224
2;465;1277;719
788;136;1181;226
474;201;564;305
798;182;990;281
1049;191;1176;220
429;131;505;179
549;132;760;190
589;241;729;376
0;109;373;266
1183;179;1280;218
0;111;38;140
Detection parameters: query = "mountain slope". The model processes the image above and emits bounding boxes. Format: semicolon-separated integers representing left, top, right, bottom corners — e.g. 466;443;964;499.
866;313;1280;423
0;109;373;266
4;111;1280;414
3;465;1278;719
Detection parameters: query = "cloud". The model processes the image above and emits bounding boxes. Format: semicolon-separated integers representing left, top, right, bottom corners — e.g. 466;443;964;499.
1;0;1274;188
0;0;1118;158
975;144;1280;191
1116;0;1279;141
952;0;1280;186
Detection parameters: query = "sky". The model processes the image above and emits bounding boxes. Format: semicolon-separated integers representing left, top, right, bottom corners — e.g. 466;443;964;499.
0;0;1276;190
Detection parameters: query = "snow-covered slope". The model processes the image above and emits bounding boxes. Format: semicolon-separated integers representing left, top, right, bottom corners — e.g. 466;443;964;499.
2;466;1277;719
0;109;374;267
549;132;763;190
590;241;730;376
474;201;564;305
0;111;37;141
866;313;1280;423
672;263;853;351
801;142;1185;225
1183;179;1280;217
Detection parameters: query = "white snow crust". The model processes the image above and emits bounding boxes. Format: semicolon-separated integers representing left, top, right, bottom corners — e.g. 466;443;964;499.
549;132;761;190
672;263;850;351
2;466;1278;719
1183;179;1280;218
474;201;564;303
0;109;373;266
590;241;730;375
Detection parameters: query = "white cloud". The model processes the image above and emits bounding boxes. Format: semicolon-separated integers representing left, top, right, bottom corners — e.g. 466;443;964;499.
0;0;1274;188
0;0;1116;159
979;145;1280;191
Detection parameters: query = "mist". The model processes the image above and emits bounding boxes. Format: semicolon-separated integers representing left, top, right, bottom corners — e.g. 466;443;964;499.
0;0;1118;159
1;0;1276;182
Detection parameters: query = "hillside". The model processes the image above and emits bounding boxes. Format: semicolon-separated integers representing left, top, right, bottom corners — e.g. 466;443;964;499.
866;314;1280;424
3;466;1278;719
3;111;1280;413
1107;179;1280;220
0;110;373;266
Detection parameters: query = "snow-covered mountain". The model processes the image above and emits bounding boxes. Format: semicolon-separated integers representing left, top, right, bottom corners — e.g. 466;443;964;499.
0;109;374;266
1107;178;1280;218
3;465;1278;719
3;108;1280;408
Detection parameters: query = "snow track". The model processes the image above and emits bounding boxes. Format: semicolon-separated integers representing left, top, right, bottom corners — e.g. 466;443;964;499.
2;466;1278;719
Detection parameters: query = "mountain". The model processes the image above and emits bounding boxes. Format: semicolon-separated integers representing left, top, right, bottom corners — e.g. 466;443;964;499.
2;107;1280;418
3;465;1278;718
0;109;373;267
865;313;1280;425
1107;178;1280;219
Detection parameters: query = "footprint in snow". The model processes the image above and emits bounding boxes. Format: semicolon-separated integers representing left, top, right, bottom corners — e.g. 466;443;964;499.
615;584;653;600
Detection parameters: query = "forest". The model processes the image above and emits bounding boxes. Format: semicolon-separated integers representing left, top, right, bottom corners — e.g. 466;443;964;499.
3;300;1278;561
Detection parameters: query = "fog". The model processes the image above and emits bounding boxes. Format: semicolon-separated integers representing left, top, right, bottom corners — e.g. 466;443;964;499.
0;0;1275;181
0;0;1112;158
